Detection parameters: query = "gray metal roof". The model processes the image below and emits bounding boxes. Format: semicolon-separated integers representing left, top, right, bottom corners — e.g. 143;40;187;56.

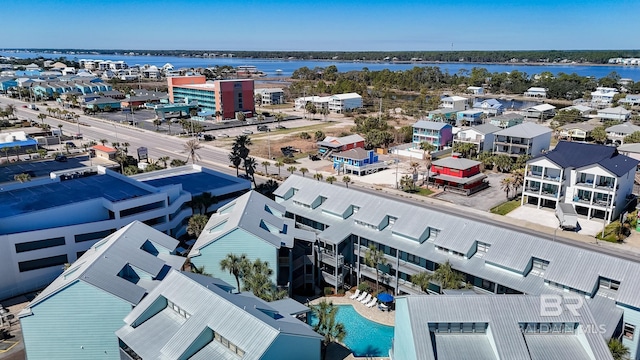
605;122;640;134
189;191;308;256
494;122;552;138
20;221;181;311
433;334;497;360
559;122;595;131
492;113;524;121
399;295;612;360
431;157;481;170
470;123;501;134
413;120;451;130
268;298;312;316
274;176;640;309
116;270;321;360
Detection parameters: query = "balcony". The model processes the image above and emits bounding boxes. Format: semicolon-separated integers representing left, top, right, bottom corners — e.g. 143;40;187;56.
524;186;541;194
322;271;344;287
527;171;543;179
319;249;344;265
540;188;559;198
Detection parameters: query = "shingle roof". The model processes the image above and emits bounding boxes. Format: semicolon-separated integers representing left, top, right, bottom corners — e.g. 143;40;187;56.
534;141;638;177
494;122;551;138
116;270;321;360
20;221;181;311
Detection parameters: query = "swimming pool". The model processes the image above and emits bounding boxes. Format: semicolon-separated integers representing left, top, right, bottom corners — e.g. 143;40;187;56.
310;304;394;357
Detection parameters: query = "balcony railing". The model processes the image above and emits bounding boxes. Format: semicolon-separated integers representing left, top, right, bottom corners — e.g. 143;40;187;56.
319;249;344;265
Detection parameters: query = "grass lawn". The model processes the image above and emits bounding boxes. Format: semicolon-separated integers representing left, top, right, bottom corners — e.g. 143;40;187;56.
404;187;434;196
490;197;521;215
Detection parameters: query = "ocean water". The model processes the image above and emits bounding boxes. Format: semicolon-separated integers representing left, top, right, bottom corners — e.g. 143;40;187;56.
2;50;640;80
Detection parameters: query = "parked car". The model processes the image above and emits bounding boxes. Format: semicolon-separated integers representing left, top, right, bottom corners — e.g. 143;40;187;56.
65;142;77;148
309;154;321;161
202;134;215;141
276;125;286;130
257;125;270;132
218;133;229;138
242;129;253;135
55;155;68;162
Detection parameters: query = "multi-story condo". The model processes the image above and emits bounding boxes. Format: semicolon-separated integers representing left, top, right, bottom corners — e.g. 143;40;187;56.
116;269;321;360
294;95;330;112
19;221;184;360
522;103;556;121
453;123;501;154
0;165;249;300
393;295;614;360
188;191;315;294
273;175;640;359
619;94;640;107
168;76;255;120
522;141;638;223
440;95;468;111
412;120;453;150
493;122;551;158
489;113;524;128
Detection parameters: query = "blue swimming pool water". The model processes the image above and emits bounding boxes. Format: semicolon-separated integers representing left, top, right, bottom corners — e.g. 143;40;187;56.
310;304;394;357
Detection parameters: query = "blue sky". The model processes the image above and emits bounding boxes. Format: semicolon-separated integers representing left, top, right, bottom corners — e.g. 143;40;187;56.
2;0;639;51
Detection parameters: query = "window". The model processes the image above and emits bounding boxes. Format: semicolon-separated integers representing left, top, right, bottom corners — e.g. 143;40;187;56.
352;205;360;213
166;299;190;319
599;277;620;291
388;216;397;226
74;229;115;243
18;254;68;272
532;257;549;271
624;323;635;340
427;228;440;241
15;237;66;253
477;241;490;253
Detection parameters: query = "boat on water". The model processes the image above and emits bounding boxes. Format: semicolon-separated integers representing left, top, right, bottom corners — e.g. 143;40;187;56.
275;69;283;75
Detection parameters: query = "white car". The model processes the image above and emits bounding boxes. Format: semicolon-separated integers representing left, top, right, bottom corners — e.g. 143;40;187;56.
242;129;253;135
218;133;230;138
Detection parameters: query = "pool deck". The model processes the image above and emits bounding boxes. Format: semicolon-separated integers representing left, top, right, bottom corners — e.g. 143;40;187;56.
310;292;394;360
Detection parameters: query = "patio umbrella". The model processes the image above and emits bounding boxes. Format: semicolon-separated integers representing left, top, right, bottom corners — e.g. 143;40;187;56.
377;293;394;303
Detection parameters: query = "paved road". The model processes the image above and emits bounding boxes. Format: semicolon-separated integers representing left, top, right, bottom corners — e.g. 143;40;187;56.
4;96;640;263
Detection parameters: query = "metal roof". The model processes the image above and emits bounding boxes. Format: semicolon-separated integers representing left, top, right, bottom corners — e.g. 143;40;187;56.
274;176;640;309
432;157;481;170
20;221;181;312
399;295;612;360
494;122;551;138
413;120;451;130
116;270;321;360
606;122;640;135
598;106;631;115
524;104;556;112
558;122;595;131
470;123;502;134
189;191;304;256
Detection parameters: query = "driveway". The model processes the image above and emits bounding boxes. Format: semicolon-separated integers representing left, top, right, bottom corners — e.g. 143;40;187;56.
433;172;510;211
507;205;605;236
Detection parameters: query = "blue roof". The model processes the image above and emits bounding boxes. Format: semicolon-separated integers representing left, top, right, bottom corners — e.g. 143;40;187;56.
538;141;638;177
413;120;451;130
0;138;37;150
0;174;152;218
142;172;240;195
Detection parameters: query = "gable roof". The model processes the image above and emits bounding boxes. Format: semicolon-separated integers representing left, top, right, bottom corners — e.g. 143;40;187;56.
334;147;370;160
598;106;631;115
116;270;321;360
494;122;551;138
473;98;503;108
524;103;556;112
330;92;361;100
534;141;638;177
189;191;299;255
20;221;181;311
558;122;595;131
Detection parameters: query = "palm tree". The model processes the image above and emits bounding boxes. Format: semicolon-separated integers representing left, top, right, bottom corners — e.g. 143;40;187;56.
5;104;15;119
500;177;513;199
261;160;271;175
400;174;415;192
1;148;9;163
14;173;31;183
511;169;524;196
364;244;387;293
242;259;275;299
342;175;351;188
37;113;47;126
299;167;308;177
184;139;202;164
220;253;249;292
99;138;108;146
427;260;466;292
274;112;285;127
255;179;280;199
232;135;252;161
195;191;217;214
190;264;212;276
170;158;187;167
314;172;324;182
274;160;284;176
157;156;170;168
420;142;437;188
244;157;258;187
12;145;20;161
608;338;630;360
326;175;336;184
410;271;431;292
187;214;209;238
229;148;243;176
287;165;297;175
493;154;513;173
311;300;346;359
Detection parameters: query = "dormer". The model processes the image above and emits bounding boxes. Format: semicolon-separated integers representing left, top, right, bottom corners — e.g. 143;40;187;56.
528;257;549;277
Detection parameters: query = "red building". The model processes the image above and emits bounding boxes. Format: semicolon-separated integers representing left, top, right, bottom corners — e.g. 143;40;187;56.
214;79;255;120
317;134;365;158
430;154;488;195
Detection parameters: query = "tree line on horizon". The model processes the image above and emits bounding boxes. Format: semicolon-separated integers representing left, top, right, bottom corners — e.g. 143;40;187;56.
6;49;640;64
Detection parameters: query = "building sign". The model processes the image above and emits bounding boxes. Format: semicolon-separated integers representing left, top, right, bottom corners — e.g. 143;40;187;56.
137;147;148;161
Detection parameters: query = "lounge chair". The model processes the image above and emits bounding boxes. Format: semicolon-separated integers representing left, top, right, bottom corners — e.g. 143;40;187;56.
356;292;368;302
349;289;361;300
360;294;372;304
366;299;377;308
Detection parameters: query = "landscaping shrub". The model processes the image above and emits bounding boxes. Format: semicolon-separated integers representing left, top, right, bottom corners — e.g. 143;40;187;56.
324;287;333;296
357;283;372;293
